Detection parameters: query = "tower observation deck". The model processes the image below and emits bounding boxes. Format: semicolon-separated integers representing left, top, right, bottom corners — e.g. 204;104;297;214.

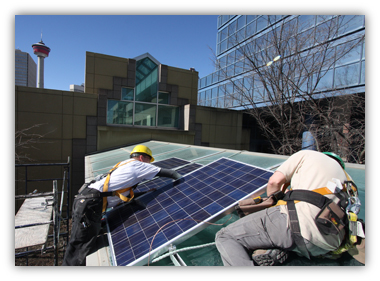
32;39;50;88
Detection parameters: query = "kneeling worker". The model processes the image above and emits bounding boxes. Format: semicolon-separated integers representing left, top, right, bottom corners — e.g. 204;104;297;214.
62;145;182;266
215;150;364;266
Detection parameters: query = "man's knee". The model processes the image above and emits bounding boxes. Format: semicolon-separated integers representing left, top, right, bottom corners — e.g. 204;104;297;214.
215;228;224;243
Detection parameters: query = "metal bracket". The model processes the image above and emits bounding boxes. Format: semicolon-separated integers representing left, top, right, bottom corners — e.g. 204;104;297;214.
41;198;54;210
168;244;187;266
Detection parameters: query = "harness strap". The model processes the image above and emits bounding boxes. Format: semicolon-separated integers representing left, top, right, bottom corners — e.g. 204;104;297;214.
287;200;311;259
281;190;344;259
75;191;114;199
275;187;333;206
282;190;331;208
102;159;136;212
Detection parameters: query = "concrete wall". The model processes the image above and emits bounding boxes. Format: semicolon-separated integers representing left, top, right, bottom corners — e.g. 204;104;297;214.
195;106;250;150
15;85;98;209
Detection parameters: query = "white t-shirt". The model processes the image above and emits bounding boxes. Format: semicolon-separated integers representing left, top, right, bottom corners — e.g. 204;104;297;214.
276;150;348;252
88;159;160;208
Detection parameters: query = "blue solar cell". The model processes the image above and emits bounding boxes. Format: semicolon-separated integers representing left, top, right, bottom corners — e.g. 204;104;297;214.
152;157;190;169
216;195;236;208
182;202;200;215
177;217;197;230
204;202;223;214
106;157;273;266
162;223;182;240
197;196;213;208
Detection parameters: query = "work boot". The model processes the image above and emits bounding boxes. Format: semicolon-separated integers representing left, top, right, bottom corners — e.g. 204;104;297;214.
252;249;288;266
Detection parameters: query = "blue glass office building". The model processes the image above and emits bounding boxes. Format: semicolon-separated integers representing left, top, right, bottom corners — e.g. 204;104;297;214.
198;15;365;109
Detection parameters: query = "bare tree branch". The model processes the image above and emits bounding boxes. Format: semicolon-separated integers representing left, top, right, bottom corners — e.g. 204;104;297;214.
15;124;55;163
211;15;365;163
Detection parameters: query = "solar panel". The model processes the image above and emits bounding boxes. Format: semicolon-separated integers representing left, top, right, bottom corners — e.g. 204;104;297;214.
152;157;190;169
105;157;273;266
105;162;202;215
134;163;202;194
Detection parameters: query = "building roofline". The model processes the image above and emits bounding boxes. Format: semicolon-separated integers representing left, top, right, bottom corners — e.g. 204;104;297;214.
133;52;161;65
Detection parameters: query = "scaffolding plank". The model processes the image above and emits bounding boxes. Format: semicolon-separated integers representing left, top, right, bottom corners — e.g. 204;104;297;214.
87;232;112;266
15;197;53;249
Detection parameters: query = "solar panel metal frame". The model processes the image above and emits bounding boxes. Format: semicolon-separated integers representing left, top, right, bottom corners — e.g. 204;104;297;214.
105;157;273;266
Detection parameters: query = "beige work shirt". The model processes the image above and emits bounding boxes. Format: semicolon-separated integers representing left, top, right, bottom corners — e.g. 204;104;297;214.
276;150;347;252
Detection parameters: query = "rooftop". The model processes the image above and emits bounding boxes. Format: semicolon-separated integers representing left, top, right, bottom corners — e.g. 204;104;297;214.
85;140;365;266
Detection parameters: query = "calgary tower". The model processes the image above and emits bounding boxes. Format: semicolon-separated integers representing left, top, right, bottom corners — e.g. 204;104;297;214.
32;35;50;88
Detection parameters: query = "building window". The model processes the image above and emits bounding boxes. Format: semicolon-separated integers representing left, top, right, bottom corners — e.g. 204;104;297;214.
107;100;134;125
107;56;179;128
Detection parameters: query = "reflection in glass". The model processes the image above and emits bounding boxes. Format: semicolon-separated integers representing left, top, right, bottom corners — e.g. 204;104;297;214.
335;63;360;88
134;103;156;126
107;100;133;125
136;57;158;103
158;92;170;104
158;105;179;127
121;87;134;101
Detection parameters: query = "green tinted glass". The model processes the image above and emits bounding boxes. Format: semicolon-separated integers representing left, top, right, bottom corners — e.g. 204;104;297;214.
107;100;133;125
157;105;179;127
134;103;156;126
158;92;170;104
136;58;158;103
121;88;134;101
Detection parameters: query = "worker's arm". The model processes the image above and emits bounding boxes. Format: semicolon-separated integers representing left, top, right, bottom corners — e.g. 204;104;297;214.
266;171;287;197
156;168;182;180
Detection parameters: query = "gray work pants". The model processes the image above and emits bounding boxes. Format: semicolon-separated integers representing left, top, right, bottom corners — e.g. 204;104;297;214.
215;205;330;266
215;206;294;266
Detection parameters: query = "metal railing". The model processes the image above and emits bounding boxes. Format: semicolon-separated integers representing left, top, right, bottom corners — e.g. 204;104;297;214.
15;158;71;266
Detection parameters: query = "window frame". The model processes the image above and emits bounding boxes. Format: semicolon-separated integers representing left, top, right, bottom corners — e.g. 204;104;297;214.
106;57;180;129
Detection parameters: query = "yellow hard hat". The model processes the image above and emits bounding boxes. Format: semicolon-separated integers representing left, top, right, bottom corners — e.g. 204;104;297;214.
130;145;155;162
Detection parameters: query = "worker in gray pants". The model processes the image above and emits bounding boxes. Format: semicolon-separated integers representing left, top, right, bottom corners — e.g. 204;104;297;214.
215;150;364;266
215;206;328;266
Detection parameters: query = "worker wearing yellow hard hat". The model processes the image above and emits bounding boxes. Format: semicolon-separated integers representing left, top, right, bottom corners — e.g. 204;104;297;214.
130;144;155;163
63;145;182;266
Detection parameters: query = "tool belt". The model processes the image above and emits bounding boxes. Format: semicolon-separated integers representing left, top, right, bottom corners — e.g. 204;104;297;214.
75;183;116;199
281;190;347;235
237;189;347;234
237;189;348;259
281;190;347;259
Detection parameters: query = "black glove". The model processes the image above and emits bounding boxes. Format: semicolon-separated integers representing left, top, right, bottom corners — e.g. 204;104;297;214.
172;171;182;180
156;168;182;180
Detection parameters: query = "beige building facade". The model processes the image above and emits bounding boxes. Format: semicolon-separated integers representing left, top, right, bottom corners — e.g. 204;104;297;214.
15;51;250;204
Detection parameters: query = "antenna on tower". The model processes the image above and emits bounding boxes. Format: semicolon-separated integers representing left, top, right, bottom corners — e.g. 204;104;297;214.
40;30;43;43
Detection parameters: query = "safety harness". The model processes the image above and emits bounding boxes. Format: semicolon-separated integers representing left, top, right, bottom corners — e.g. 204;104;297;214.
274;170;362;259
76;159;137;213
101;159;137;212
237;170;362;259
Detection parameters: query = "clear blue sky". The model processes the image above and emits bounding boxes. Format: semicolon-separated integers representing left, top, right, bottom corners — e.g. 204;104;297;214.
15;15;218;91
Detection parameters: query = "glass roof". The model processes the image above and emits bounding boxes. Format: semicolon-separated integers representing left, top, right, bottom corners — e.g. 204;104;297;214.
85;141;289;180
85;140;365;266
85;140;365;221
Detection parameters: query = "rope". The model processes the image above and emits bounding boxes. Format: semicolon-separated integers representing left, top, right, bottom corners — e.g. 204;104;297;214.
150;242;216;264
147;215;234;266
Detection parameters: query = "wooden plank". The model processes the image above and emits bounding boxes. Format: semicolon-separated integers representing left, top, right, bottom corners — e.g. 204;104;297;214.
15;196;53;249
